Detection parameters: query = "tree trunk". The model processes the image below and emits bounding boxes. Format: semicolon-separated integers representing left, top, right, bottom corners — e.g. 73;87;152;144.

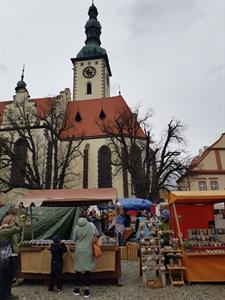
45;142;53;189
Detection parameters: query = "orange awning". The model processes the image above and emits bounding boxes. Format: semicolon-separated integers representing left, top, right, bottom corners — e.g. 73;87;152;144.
168;190;225;205
18;188;118;207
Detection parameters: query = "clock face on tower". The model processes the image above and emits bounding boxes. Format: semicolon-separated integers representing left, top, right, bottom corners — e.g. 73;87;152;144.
82;66;96;79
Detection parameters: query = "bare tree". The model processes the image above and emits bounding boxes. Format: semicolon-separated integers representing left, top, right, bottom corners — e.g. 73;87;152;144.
0;97;83;192
149;119;190;202
98;105;190;202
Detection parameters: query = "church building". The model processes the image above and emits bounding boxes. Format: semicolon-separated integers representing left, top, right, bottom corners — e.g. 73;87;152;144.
0;3;145;198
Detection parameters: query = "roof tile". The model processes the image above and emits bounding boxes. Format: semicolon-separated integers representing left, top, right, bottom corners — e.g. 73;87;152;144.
62;95;145;139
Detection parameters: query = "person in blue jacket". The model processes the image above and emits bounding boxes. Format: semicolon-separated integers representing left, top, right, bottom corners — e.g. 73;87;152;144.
135;211;151;239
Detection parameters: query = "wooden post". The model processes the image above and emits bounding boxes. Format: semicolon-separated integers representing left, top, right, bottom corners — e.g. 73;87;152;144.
21;225;25;243
160;270;166;287
172;203;183;246
30;206;34;240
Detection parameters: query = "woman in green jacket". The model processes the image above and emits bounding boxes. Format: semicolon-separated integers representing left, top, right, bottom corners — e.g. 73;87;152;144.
73;212;95;299
0;209;20;300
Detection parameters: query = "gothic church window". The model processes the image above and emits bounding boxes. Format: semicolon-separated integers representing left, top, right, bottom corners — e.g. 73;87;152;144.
10;138;27;186
130;144;143;194
130;145;142;171
87;82;92;95
122;148;129;197
98;145;112;188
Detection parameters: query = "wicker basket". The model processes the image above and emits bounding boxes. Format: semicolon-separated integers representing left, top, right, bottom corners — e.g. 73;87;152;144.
147;279;162;288
126;243;138;260
120;246;127;260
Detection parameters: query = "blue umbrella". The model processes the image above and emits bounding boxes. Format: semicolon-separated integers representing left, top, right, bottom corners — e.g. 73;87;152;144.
119;198;152;211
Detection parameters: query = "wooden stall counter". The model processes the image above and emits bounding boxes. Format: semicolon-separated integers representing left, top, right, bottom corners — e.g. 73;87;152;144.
182;250;225;282
18;244;122;285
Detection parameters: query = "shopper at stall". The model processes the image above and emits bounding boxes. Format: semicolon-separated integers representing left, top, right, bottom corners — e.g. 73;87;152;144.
100;212;109;235
208;220;215;229
124;210;131;228
114;206;126;246
73;210;95;298
135;211;151;240
89;209;103;236
48;234;67;294
135;211;144;233
160;209;170;245
0;208;20;300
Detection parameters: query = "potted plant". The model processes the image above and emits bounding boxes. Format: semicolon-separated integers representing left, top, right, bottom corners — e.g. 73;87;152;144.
183;240;192;252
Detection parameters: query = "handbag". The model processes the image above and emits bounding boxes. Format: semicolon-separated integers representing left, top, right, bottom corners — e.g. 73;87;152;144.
93;237;102;258
90;222;102;258
0;242;12;271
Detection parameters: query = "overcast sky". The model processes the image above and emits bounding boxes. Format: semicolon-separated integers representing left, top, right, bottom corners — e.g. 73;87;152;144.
0;0;224;156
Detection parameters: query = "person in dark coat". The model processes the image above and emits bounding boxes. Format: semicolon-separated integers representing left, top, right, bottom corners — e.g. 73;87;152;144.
124;210;131;228
48;235;67;293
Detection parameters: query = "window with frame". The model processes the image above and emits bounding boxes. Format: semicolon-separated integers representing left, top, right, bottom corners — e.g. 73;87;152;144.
98;145;112;188
87;82;92;95
198;181;207;191
210;181;219;190
10;138;27;186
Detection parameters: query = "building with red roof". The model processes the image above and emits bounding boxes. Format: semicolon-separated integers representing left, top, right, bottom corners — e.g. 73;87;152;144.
0;3;146;198
177;133;225;191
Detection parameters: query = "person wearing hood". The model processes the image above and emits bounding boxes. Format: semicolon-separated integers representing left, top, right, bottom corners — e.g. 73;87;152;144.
73;210;95;299
48;234;67;294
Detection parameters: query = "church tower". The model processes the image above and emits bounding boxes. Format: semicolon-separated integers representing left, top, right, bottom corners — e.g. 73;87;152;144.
71;3;111;101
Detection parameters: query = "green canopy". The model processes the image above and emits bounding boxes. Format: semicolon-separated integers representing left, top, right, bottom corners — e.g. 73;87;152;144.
0;205;81;241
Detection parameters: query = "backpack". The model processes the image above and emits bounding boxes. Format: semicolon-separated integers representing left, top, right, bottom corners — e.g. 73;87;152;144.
0;242;12;271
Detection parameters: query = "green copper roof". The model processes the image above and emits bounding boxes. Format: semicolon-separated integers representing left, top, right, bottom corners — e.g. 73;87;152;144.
76;42;107;59
16;80;26;89
76;3;108;59
15;66;27;91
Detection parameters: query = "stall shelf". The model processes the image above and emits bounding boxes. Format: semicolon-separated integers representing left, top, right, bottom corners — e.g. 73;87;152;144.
168;190;225;283
166;265;185;286
17;188;122;285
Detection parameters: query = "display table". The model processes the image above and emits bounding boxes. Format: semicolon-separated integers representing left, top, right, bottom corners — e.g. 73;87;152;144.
17;245;122;285
182;250;225;282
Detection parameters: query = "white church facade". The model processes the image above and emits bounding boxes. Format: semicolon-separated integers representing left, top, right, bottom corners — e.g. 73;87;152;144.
0;3;145;199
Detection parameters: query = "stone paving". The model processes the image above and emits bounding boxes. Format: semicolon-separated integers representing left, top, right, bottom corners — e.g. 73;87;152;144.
13;261;225;300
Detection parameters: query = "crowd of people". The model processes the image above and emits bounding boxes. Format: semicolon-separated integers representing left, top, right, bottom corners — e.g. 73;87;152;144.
0;204;170;299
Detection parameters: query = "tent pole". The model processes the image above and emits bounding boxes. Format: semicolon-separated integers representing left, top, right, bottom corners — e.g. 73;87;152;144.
172;203;183;246
21;225;25;243
30;206;34;240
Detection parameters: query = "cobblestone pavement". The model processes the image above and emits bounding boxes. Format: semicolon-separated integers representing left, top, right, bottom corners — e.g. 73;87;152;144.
13;261;225;300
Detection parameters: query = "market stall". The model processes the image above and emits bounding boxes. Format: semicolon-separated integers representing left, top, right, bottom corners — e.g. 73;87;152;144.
16;188;122;285
168;190;225;282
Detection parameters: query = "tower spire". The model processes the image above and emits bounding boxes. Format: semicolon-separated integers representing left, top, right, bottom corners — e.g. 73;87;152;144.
85;2;101;46
15;64;27;92
21;64;25;81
